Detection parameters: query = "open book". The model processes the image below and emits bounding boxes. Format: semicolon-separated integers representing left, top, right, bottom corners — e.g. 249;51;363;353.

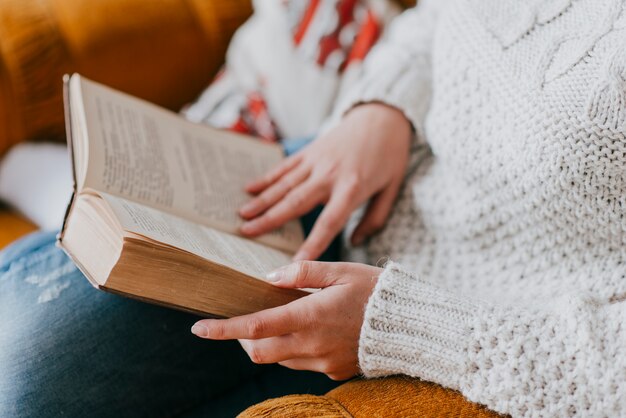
58;75;306;318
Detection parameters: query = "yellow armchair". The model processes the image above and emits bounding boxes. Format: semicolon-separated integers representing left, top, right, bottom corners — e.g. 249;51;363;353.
0;207;37;249
0;0;252;156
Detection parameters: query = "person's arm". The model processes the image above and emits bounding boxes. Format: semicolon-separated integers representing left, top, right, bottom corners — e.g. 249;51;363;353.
361;262;626;417
239;1;442;260
191;257;626;415
330;0;440;138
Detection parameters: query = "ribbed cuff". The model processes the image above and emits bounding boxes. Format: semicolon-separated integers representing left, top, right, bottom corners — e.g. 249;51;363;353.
358;262;480;391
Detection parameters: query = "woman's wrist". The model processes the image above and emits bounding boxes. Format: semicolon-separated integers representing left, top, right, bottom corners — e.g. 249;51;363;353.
347;101;412;128
345;101;412;151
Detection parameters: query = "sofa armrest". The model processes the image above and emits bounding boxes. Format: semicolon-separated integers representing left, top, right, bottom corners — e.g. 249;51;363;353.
0;0;252;156
0;207;37;250
240;377;500;418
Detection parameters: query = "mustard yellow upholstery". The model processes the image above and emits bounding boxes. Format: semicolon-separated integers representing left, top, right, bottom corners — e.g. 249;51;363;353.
0;208;37;249
239;377;503;417
0;0;252;157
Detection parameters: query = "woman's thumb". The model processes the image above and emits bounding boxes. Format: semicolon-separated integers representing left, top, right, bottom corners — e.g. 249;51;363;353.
266;261;338;289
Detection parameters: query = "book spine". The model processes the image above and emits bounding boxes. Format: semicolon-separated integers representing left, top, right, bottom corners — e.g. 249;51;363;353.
57;74;77;243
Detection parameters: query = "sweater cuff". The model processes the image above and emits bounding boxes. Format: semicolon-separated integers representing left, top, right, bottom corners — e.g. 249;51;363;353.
332;53;431;144
358;262;480;391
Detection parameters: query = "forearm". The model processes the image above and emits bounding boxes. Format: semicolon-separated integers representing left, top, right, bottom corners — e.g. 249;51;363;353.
360;262;626;417
332;0;441;137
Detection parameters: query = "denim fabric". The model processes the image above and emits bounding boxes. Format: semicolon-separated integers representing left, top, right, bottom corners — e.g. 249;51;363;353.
0;232;337;418
281;137;313;156
0;138;340;417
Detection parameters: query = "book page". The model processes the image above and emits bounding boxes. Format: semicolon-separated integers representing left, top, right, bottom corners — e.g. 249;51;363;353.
74;76;303;253
100;193;293;280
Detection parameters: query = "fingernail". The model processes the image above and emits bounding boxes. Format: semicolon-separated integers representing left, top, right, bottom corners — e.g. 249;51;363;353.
266;267;285;282
191;324;208;337
293;250;310;261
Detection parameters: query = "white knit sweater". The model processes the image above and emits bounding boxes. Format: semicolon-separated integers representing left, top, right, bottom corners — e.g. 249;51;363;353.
337;0;626;417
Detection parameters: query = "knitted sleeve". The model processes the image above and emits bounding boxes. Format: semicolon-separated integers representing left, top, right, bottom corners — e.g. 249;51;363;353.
359;262;626;417
330;0;441;142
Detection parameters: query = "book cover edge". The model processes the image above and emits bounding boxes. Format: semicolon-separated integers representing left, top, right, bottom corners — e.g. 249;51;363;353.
57;74;78;246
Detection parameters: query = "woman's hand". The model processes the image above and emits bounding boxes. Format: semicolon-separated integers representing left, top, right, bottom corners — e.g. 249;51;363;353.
191;261;382;381
239;103;412;260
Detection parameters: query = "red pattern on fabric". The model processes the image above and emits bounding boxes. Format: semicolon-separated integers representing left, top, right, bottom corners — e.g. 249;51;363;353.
229;117;252;136
317;0;358;70
246;92;278;142
346;10;380;65
294;0;321;45
228;93;279;142
213;0;384;141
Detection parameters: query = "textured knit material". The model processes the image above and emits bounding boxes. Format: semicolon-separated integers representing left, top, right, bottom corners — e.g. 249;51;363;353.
335;1;626;417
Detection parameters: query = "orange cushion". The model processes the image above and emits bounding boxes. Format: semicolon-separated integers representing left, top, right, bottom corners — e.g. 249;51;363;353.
0;0;252;157
239;377;503;418
0;208;37;249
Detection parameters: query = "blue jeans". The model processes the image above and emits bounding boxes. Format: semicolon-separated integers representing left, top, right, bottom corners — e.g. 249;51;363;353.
0;138;341;417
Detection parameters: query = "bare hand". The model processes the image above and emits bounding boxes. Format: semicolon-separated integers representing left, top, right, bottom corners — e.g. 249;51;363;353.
191;261;382;381
239;103;412;260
